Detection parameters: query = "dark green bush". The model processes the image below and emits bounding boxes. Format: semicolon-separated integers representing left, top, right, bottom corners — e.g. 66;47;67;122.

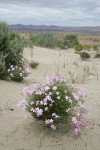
92;45;99;51
74;44;83;53
63;34;79;49
30;33;79;49
30;61;39;69
74;44;91;53
30;33;59;48
80;50;91;60
0;22;29;81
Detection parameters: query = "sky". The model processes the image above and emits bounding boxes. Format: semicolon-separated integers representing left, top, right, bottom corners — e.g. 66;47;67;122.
0;0;100;26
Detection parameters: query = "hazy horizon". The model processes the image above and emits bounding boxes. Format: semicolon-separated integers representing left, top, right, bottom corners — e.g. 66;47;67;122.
8;24;100;27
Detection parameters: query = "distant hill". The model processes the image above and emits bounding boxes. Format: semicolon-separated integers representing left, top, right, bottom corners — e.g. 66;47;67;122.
9;24;100;34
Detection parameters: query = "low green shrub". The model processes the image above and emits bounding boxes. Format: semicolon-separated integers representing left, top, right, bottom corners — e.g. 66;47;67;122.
30;33;79;49
30;61;39;69
63;34;79;49
74;44;83;53
80;50;91;60
0;22;29;82
30;33;58;48
74;44;91;53
92;45;99;51
18;75;88;134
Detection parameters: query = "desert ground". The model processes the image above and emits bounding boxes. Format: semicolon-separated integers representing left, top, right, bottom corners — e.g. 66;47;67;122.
0;46;100;150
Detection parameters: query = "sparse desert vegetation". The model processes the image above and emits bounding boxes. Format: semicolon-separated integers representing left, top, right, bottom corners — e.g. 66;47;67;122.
0;23;100;150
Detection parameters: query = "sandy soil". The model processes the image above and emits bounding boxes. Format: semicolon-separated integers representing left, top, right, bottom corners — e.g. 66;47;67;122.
0;46;100;150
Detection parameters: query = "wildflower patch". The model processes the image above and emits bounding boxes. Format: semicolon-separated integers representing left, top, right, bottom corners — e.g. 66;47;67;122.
18;75;88;134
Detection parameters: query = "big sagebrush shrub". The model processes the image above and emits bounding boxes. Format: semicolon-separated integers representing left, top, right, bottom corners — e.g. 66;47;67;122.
30;33;59;48
0;22;29;81
63;34;79;49
74;44;91;53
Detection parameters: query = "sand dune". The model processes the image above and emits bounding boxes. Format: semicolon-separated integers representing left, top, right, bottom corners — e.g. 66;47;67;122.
0;47;100;150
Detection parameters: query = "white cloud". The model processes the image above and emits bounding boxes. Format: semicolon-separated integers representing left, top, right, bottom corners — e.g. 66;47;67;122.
0;0;100;26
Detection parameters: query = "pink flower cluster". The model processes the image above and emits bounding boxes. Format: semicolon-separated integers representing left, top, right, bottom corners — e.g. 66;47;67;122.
23;87;33;95
18;75;88;133
72;114;88;134
45;75;66;85
31;107;43;117
18;99;27;109
7;58;30;81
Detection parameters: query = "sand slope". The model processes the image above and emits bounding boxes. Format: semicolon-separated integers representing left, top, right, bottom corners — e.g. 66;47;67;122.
0;47;100;150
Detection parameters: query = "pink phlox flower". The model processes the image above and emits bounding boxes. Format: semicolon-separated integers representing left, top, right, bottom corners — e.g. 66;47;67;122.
7;69;10;72
40;100;44;105
34;83;40;89
10;73;14;77
30;101;34;105
55;76;60;82
78;101;86;109
72;93;79;100
44;107;48;111
45;119;53;124
74;127;80;134
55;75;66;82
15;66;18;69
64;90;67;93
80;114;89;128
45;95;52;101
45;75;54;85
52;86;57;91
35;107;43;117
35;90;43;95
36;101;39;106
52;113;56;117
76;121;81;128
43;99;48;105
72;117;77;124
68;99;72;104
20;73;23;76
52;113;60;118
10;65;13;68
56;91;59;95
44;86;50;91
24;66;30;73
43;101;47;106
57;96;60;100
78;90;86;96
59;75;66;83
49;92;52;95
23;77;29;81
18;99;27;108
54;115;60;119
30;108;35;112
50;124;56;130
65;95;69;100
43;98;47;102
23;87;33;95
12;67;15;71
66;108;71;112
